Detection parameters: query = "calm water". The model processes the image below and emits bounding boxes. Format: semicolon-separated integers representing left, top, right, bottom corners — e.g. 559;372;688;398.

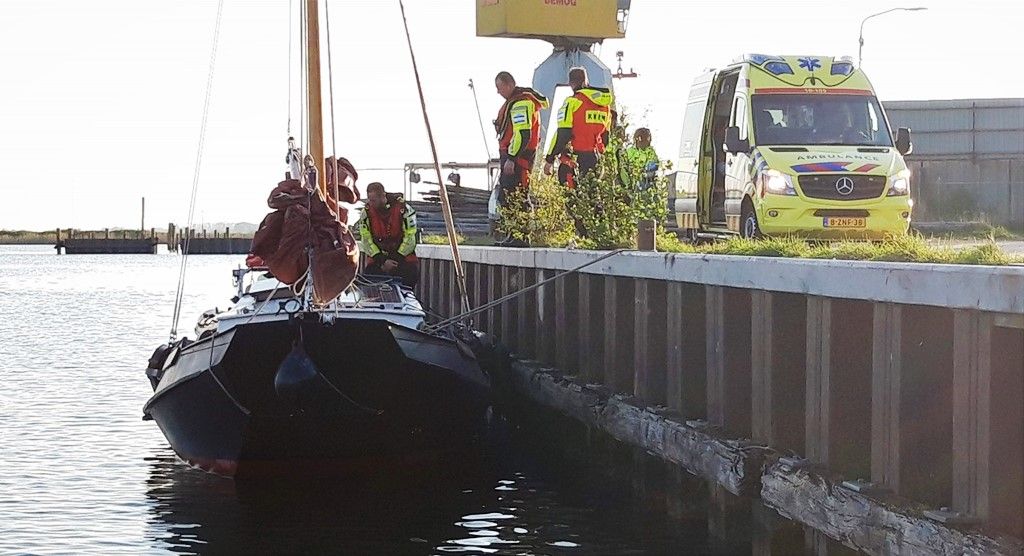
0;245;756;555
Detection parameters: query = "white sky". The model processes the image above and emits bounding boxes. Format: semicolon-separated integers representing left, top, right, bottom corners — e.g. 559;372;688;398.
1;0;1021;231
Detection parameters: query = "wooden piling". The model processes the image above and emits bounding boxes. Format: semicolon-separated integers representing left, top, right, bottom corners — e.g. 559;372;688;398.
500;266;515;348
953;310;1024;537
872;304;954;506
707;483;750;545
666;282;707;419
751;501;804;556
577;273;604;383
637;219;655;251
634;279;667;405
706;286;752;437
517;268;537;358
471;263;485;330
554;272;579;374
604;276;634;393
751;292;807;454
486;264;500;336
805;298;872;478
535;268;556;365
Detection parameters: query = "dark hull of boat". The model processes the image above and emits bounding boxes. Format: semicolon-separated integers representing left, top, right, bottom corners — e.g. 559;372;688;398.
144;318;491;477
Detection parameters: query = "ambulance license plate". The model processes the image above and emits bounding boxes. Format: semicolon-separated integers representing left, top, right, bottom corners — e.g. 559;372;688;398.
823;217;866;228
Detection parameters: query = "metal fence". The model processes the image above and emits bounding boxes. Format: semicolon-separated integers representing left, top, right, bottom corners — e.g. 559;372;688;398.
883;99;1024;228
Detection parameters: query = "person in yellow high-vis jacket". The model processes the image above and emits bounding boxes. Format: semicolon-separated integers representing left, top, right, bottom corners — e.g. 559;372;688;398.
494;72;548;204
493;71;548;246
357;182;419;287
543;67;613;189
624;128;659;190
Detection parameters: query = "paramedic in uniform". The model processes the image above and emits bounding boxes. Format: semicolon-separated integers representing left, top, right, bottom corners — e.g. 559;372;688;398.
543;67;614;188
494;71;548;209
624;127;660;190
357;182;419;287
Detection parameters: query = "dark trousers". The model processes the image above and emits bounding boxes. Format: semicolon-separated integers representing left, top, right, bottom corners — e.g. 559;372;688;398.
558;151;599;236
497;152;534;210
556;151;599;188
365;258;420;288
496;152;535;244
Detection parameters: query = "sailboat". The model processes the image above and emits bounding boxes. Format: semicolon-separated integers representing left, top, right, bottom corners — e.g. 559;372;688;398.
142;1;491;477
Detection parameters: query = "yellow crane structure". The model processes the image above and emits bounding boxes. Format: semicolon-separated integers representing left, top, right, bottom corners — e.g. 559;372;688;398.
477;0;631;141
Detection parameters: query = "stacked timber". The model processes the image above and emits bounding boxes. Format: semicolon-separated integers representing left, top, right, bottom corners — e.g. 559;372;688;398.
408;186;491;237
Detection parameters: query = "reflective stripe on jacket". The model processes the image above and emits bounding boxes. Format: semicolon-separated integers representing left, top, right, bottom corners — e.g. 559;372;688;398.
496;88;549;159
357;194;417;259
545;87;613;162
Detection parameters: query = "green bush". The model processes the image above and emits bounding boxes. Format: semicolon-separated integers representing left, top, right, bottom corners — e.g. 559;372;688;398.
498;174;576;247
497;121;670;249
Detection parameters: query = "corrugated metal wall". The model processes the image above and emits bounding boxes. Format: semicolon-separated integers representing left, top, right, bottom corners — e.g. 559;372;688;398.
882;98;1023;228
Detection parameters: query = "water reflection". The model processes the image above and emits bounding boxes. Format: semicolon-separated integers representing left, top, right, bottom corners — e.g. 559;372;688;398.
143;416;756;555
0;248;764;554
143;448;590;554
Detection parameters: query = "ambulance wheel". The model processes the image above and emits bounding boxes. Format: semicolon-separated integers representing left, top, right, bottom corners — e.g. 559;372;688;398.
741;204;762;239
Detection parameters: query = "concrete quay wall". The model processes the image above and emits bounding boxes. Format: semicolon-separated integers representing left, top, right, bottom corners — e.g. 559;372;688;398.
418;245;1024;554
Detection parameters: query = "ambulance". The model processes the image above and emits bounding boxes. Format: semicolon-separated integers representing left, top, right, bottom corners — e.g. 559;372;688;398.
670;54;914;239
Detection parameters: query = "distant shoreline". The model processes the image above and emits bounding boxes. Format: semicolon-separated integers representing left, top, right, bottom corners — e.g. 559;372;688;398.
0;230;254;245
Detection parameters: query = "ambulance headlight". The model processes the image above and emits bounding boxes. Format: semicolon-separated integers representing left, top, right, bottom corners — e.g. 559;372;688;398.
888;169;910;196
761;169;795;196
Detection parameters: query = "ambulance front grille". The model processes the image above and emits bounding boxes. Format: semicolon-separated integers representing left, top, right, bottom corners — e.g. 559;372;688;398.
798;174;887;201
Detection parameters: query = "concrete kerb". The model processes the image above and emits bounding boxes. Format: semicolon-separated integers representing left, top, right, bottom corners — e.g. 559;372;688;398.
417;245;1024;314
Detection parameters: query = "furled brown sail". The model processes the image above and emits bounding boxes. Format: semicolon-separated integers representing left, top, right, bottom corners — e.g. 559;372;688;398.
249;158;360;303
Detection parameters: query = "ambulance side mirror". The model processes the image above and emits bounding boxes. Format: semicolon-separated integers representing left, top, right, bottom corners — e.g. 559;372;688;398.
724;126;750;154
895;127;913;156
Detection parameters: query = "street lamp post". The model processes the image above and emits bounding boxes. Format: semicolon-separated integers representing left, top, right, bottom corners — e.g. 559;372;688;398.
859;7;927;66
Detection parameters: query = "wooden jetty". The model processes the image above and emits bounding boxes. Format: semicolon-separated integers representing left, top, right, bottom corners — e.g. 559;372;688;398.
170;226;251;255
55;228;158;254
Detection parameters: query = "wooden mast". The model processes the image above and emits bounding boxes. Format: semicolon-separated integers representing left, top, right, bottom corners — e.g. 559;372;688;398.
305;0;325;197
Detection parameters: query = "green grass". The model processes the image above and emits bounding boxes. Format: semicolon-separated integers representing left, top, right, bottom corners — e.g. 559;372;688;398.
917;224;1023;241
0;230;58;244
421;233;493;246
655;234;1022;266
423;231;1021;266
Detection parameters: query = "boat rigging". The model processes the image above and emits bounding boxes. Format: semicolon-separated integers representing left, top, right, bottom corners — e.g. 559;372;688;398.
144;0;491;478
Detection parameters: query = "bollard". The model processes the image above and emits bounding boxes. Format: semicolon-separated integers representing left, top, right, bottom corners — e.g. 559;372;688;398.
637;219;656;251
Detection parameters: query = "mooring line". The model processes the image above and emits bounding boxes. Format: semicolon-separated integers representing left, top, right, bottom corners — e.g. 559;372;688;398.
424;249;627;333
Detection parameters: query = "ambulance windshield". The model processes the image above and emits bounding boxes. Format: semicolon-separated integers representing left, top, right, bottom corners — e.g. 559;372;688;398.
751;94;893;147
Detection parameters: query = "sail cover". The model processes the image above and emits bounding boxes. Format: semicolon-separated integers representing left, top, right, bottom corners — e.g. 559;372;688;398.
249;159;360;303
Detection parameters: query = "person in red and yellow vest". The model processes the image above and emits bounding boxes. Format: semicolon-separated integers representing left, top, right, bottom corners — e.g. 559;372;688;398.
357;182;419;287
543;67;614;189
494;71;548;208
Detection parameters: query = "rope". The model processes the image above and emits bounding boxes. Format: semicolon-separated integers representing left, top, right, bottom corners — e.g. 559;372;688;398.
170;0;225;342
299;0;307;152
290;260;310;297
468;79;492;160
424;249;626;333
287;0;293;136
397;0;472;316
325;0;337;158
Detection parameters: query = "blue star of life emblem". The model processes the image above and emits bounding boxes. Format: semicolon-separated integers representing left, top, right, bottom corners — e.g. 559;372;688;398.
798;57;821;71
